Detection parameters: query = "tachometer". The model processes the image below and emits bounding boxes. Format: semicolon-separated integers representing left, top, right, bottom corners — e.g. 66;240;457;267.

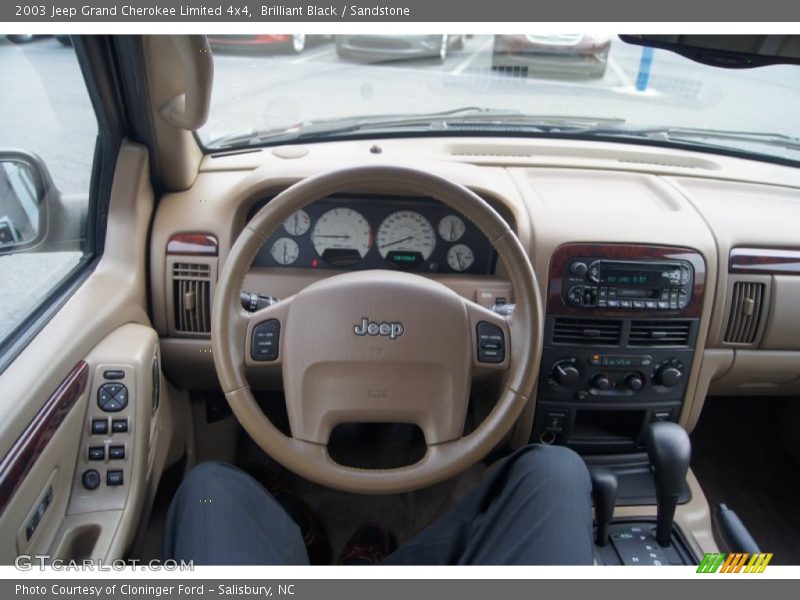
447;244;475;272
376;210;436;269
311;207;372;267
283;209;311;236
270;237;300;265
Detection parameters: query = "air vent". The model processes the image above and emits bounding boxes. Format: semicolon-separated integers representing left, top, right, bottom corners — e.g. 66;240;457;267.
552;318;622;346
172;263;212;334
724;282;765;344
629;320;692;347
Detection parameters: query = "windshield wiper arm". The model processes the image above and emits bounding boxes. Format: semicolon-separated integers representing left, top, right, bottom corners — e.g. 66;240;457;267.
599;126;800;152
209;106;501;148
208;110;628;149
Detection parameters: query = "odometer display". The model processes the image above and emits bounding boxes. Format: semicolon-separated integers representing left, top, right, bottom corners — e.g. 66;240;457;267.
376;211;436;269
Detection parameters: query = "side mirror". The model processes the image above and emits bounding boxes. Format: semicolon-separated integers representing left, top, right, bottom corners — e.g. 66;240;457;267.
0;150;53;255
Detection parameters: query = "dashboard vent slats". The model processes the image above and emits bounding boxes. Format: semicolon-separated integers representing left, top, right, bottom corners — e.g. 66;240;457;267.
629;320;692;347
553;318;622;346
724;282;765;344
173;263;212;334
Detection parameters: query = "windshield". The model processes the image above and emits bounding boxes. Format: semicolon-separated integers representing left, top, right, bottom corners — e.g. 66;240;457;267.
199;34;800;163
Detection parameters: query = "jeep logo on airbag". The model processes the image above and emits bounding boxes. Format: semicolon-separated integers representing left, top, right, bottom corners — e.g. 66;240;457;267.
354;318;404;339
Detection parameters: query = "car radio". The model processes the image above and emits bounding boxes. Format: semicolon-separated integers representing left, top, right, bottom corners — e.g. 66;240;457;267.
563;259;694;311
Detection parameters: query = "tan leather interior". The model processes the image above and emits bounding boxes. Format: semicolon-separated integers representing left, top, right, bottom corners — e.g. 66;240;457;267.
4;34;800;563
213;165;541;494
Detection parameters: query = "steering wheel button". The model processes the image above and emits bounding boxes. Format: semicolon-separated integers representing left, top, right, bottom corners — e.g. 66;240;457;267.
476;321;505;364
251;319;280;361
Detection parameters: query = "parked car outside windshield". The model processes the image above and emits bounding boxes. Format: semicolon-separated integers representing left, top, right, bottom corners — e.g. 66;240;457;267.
199;34;800;164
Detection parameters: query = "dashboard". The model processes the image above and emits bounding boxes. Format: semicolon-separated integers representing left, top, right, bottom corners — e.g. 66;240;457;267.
150;135;800;449
248;195;503;275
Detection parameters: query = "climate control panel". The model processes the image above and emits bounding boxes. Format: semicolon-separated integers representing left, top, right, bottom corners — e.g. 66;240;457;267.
544;352;690;401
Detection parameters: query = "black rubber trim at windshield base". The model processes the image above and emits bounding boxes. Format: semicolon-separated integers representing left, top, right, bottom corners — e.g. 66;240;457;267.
0;257;99;376
205;130;800;170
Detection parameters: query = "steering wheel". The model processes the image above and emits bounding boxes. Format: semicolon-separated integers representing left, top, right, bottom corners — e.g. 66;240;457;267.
211;165;542;494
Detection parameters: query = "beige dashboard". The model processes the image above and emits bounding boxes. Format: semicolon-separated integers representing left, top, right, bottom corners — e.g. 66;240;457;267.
148;136;800;435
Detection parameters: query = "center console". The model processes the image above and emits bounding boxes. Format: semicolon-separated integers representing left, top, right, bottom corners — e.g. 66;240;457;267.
532;243;706;454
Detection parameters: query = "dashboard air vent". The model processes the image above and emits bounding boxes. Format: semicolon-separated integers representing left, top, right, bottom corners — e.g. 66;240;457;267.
724;282;765;344
552;318;622;346
629;320;692;347
172;263;212;334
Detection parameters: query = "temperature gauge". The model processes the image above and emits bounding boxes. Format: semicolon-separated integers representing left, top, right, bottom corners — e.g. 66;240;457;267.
270;237;300;265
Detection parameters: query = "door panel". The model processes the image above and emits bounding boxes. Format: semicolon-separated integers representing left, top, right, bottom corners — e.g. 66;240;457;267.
0;142;174;563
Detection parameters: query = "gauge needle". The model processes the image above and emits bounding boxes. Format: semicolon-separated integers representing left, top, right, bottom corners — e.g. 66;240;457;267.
283;243;287;264
293;213;298;233
382;235;414;249
315;234;351;239
456;252;465;270
450;221;455;240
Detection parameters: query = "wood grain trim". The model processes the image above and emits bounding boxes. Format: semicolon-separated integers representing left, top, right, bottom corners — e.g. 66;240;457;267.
547;243;707;318
166;233;219;256
729;247;800;275
0;361;88;516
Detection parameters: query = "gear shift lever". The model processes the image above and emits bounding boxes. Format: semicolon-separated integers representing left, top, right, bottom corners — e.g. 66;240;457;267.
590;467;618;546
643;421;691;547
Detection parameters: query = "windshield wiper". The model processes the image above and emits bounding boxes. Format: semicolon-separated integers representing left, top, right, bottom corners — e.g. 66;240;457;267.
597;126;800;153
207;109;627;149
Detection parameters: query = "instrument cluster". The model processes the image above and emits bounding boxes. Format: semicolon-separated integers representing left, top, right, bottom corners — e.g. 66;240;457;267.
249;195;499;275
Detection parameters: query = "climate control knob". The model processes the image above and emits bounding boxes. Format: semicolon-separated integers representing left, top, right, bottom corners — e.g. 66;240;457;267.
656;366;683;388
591;373;612;390
552;361;580;387
625;373;645;392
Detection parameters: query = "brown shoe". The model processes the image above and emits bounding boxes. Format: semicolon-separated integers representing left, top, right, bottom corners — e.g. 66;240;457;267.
339;522;397;565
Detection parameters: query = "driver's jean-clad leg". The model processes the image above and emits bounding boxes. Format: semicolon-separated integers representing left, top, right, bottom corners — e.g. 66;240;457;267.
163;444;594;565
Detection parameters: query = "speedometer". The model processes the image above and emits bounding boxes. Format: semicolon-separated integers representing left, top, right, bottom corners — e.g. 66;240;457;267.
311;207;372;267
376;211;436;269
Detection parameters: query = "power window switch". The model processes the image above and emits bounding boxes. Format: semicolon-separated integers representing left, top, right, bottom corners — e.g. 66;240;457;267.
109;445;125;460
91;419;108;435
88;446;105;461
106;470;124;486
111;419;128;433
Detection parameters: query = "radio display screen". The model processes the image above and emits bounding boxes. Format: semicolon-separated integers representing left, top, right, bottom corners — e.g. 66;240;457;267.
603;269;665;286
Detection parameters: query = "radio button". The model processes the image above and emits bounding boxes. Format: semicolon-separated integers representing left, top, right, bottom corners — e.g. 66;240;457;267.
645;300;658;309
620;300;632;309
633;300;646;309
678;290;689;308
588;262;601;283
567;286;584;306
570;261;588;277
608;288;618;299
607;300;620;308
658;301;669;310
